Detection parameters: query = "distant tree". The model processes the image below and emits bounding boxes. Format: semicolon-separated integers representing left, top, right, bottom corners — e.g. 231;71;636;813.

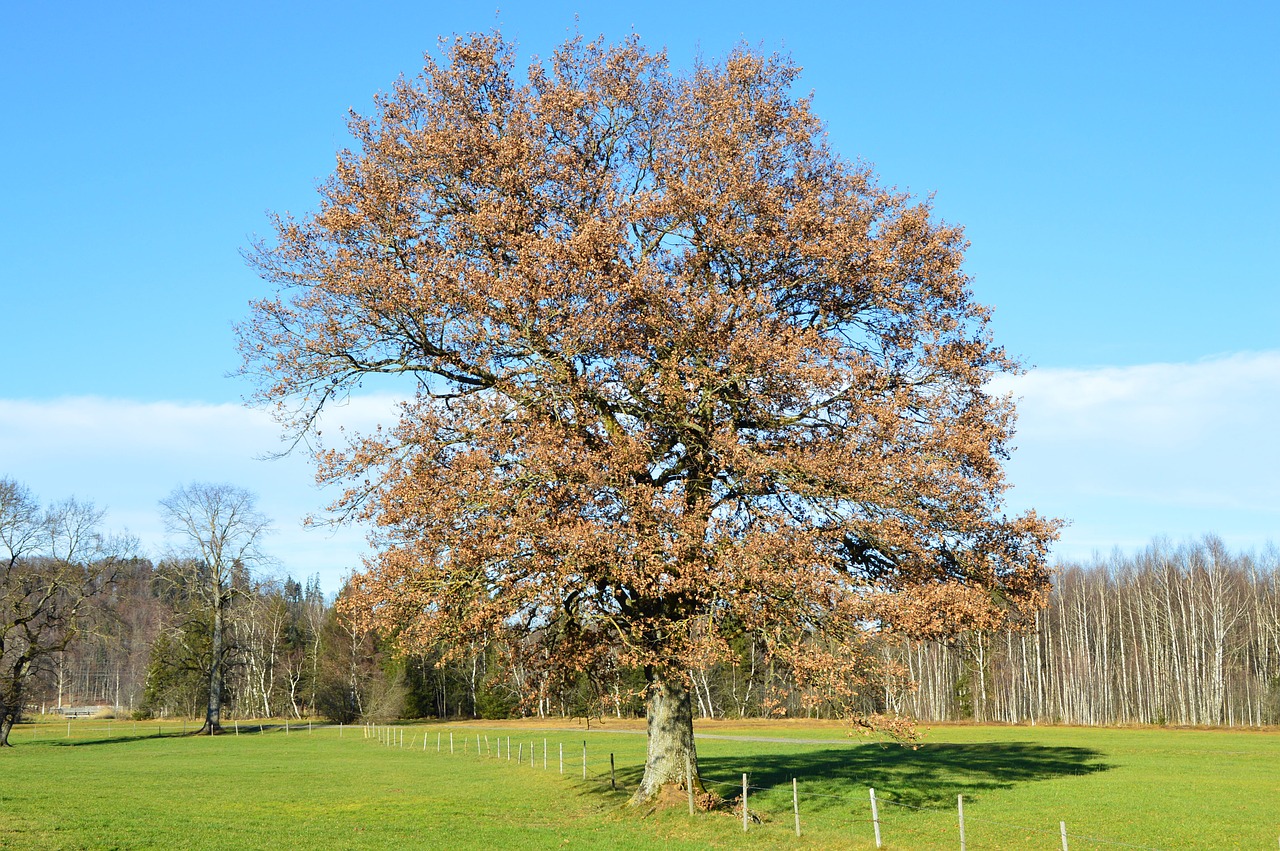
73;558;163;713
240;32;1059;802
236;576;289;718
1;478;133;746
312;590;398;723
140;613;212;719
301;573;327;714
159;483;271;734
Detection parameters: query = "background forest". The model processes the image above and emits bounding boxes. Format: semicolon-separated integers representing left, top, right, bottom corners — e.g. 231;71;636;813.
28;537;1280;729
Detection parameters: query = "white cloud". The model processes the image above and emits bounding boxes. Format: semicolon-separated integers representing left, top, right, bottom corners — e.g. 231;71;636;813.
4;351;1277;585
992;351;1280;560
0;394;404;594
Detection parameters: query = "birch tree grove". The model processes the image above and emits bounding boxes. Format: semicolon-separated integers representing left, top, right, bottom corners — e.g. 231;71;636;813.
239;31;1058;803
883;539;1280;727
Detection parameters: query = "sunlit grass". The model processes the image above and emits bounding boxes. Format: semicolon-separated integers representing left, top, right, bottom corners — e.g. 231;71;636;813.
3;718;1277;849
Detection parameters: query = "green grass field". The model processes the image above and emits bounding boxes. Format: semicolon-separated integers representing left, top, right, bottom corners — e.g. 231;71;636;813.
2;718;1276;849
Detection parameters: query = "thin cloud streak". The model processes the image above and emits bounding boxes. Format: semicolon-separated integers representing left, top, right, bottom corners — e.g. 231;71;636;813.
0;395;402;592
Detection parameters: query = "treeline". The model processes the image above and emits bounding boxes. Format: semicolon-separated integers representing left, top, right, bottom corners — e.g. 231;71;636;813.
23;535;1280;729
885;538;1280;727
34;556;596;723
38;560;400;723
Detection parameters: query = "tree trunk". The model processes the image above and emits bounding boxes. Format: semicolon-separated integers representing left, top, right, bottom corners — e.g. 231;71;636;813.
631;672;702;806
201;598;225;734
0;710;14;747
1;660;30;747
0;699;17;747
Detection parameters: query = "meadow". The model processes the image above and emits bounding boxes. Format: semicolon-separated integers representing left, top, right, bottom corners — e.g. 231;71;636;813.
1;717;1276;849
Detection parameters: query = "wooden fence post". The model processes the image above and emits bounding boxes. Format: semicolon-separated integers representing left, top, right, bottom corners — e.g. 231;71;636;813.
610;753;616;789
742;774;749;832
959;794;966;851
543;738;547;770
450;731;454;754
1060;821;1068;851
582;741;587;780
559;742;564;774
793;778;801;837
686;754;695;815
870;788;882;849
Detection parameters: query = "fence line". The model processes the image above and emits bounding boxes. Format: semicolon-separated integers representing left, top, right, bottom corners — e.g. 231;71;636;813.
16;719;1188;849
347;727;1175;850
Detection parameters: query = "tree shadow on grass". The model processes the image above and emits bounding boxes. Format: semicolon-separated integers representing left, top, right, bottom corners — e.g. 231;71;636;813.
685;741;1111;810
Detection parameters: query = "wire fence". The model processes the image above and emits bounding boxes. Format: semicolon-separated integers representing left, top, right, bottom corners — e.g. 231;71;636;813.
20;718;1263;849
351;724;1182;850
15;717;343;740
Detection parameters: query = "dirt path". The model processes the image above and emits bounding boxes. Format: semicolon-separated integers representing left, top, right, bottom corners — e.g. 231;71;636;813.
694;733;855;745
445;717;861;746
487;726;856;746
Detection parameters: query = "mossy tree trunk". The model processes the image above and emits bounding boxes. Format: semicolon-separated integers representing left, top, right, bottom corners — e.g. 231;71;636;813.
631;672;704;805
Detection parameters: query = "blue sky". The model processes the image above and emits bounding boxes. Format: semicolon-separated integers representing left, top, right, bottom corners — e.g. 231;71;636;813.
2;1;1276;592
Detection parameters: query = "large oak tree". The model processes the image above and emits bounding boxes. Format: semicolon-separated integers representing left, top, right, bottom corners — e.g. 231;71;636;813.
240;32;1059;803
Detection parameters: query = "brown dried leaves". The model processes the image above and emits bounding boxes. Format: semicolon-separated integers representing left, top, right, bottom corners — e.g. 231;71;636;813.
242;31;1060;720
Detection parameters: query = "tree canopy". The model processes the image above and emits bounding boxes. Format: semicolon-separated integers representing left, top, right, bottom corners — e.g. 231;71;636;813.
240;31;1059;801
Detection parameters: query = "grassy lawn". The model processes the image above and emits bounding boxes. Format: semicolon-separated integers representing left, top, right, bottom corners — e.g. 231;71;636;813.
2;718;1277;849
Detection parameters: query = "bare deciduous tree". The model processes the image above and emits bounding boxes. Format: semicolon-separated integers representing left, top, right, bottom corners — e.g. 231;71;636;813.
159;483;271;734
1;478;133;746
